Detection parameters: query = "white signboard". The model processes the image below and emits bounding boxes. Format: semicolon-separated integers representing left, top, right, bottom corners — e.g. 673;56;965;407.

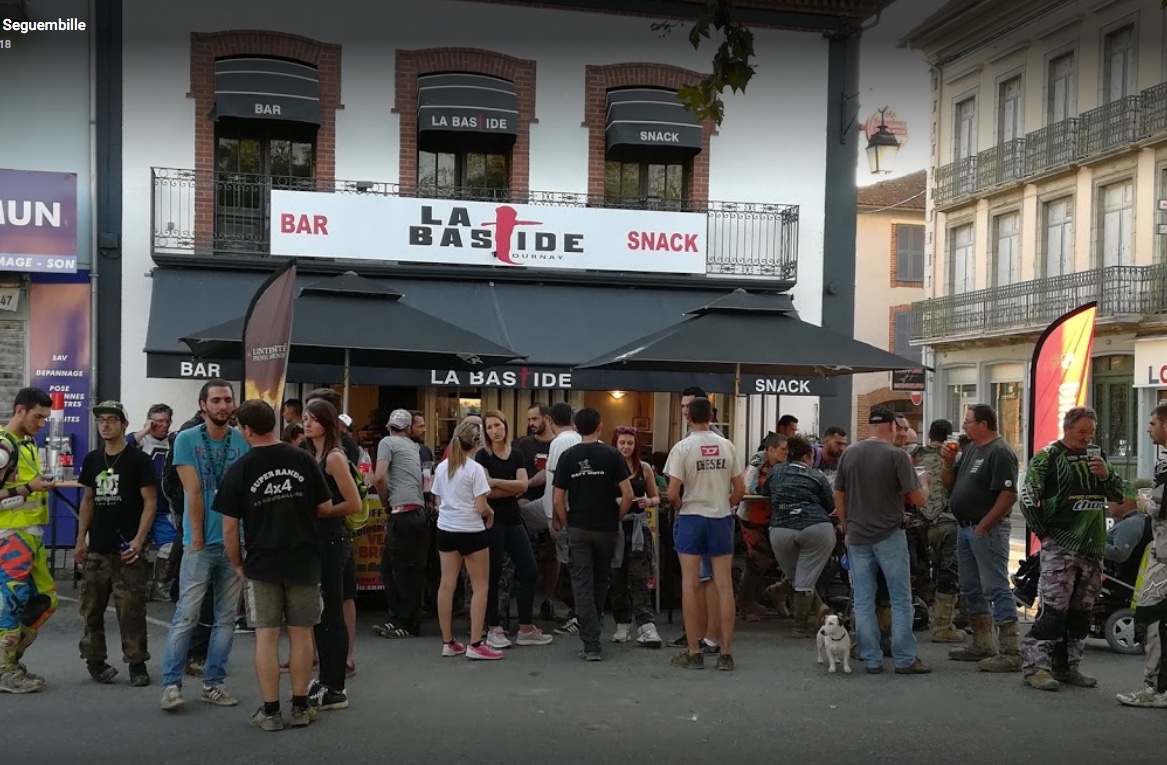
1134;336;1167;388
268;190;707;274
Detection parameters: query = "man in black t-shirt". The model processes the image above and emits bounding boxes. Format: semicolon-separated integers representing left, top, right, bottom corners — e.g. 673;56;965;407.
515;404;558;620
215;400;333;731
75;400;158;688
552;408;633;660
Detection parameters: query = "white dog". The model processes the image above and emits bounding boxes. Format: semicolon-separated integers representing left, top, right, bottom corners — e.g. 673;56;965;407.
816;614;852;674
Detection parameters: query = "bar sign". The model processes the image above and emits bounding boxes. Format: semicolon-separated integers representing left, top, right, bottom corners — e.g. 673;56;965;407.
1159;199;1167;211
1158;223;1167;235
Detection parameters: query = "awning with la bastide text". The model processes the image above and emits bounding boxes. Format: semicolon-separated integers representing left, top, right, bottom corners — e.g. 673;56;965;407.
417;73;519;136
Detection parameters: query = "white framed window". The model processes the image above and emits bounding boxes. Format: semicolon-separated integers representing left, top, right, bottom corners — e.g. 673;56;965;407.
1099;180;1133;268
993;211;1020;286
954;97;977;160
998;76;1023;143
1103;25;1136;102
1043;197;1074;277
950;223;975;294
1048;52;1076;123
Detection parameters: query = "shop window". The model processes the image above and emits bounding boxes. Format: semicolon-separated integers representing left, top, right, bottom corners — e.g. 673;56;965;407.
1093;354;1136;478
436;388;482;455
991;381;1024;456
948;383;977;422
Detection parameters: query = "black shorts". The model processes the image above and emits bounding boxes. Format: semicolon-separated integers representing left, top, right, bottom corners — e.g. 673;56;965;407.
436;529;489;557
343;550;357;600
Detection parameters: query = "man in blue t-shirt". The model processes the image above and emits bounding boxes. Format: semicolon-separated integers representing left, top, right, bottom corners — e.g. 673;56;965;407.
158;381;250;713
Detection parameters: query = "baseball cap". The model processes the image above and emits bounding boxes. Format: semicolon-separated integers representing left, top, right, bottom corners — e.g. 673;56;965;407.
387;409;412;431
868;406;897;425
338;413;353;428
93;401;128;422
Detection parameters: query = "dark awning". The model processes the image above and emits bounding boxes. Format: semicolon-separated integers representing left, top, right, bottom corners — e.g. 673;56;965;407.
145;268;834;394
606;88;702;153
212;57;321;124
417;73;519;136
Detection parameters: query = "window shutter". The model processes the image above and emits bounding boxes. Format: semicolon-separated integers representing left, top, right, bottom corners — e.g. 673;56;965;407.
897;224;925;282
893;311;920;362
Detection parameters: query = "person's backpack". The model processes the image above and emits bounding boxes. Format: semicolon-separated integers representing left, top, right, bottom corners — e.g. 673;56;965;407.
160;430;186;519
343;458;373;533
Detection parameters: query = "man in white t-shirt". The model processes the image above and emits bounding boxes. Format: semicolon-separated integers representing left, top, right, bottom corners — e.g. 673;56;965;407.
539;403;581;635
665;397;744;671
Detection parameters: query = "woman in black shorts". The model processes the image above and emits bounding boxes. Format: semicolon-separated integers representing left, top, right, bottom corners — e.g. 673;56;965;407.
432;419;500;661
303;400;362;708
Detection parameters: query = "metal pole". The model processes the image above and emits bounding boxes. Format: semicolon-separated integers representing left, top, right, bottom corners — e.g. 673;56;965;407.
343;347;351;413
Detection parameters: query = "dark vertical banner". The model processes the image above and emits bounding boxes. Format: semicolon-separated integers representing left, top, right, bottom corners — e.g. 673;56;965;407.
242;261;296;411
1026;302;1098;555
28;276;92;546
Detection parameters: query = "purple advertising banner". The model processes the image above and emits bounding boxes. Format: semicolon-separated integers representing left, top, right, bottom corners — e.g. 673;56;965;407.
0;168;78;274
29;280;91;546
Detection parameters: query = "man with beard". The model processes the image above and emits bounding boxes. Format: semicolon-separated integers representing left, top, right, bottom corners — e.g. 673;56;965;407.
813;426;847;484
159;380;251;711
1116;402;1167;708
0;387;56;694
515;404;558;620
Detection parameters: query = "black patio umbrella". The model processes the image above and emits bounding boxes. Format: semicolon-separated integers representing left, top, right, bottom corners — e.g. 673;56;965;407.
181;271;526;402
575;289;924;394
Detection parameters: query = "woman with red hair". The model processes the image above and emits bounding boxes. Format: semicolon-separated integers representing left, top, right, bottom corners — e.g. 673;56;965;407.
608;426;663;648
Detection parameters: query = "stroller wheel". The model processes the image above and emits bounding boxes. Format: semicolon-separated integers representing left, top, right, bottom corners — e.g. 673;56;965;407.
1105;608;1144;655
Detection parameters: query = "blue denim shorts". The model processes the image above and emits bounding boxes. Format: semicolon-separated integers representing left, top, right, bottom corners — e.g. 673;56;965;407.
674;514;735;559
699;555;713;582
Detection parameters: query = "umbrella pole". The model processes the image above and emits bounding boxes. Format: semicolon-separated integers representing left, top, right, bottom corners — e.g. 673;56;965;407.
343;347;351;414
734;363;741;397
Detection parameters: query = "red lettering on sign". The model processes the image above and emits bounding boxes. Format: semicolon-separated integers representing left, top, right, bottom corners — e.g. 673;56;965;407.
626;232;699;252
280;213;328;235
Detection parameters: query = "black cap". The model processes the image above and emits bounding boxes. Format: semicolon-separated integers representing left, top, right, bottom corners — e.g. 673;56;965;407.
869;406;897;425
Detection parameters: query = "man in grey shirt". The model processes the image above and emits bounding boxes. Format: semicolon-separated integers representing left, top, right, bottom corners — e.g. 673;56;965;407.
372;409;427;639
834;406;929;675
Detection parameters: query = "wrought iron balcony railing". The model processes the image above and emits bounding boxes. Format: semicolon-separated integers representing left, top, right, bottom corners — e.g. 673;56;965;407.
151;168;799;281
975;139;1025;190
910;264;1167;342
934;157;977;205
1078;96;1141;157
1141;82;1167;138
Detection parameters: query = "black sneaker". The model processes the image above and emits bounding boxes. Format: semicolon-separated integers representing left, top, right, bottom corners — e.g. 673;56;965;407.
671;633;688;647
319;689;349;710
578;649;602;662
129;662;150;687
555;617;580;636
539;601;556;621
86;661;118;684
307;679;326;708
699;639;721;655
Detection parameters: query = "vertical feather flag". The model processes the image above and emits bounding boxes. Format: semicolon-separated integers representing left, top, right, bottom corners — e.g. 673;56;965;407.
1025;302;1098;554
242;260;297;412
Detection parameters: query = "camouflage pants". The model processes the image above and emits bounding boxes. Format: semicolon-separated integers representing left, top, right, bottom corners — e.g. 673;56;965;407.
78;552;150;665
738;521;776;613
1019;541;1101;674
611;535;654;627
1135;558;1167;692
908;521;959;599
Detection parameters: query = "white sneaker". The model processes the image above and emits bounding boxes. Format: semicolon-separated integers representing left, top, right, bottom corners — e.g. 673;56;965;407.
1116;686;1167;708
160;684;184;711
637;623;663;649
611;623;633;643
515;627;553;646
486;627;512;650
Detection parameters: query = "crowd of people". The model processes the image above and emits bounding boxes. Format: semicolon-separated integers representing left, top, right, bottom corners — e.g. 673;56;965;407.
1;379;1165;725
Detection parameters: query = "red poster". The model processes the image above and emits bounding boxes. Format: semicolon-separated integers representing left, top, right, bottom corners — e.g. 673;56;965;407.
1026;302;1098;554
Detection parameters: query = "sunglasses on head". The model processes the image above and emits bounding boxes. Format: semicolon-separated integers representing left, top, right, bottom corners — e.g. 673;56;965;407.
615;426;638;435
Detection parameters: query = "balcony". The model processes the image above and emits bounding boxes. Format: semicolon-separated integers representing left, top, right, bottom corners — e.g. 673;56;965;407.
932;81;1167;209
151;168;799;281
909;265;1167;343
975;139;1025;190
1078;96;1140;157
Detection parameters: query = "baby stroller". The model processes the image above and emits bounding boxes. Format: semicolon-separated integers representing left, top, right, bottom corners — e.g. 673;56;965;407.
1012;515;1153;655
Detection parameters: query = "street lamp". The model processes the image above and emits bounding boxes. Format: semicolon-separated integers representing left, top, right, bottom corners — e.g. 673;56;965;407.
866;108;901;175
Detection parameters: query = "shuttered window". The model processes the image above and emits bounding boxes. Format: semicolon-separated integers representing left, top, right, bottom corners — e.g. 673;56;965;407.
896;224;925;282
893;310;921;363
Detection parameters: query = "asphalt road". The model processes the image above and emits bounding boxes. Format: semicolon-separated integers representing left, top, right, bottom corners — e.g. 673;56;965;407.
2;584;1160;765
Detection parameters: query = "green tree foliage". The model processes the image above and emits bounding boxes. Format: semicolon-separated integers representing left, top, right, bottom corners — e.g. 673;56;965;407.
653;0;756;126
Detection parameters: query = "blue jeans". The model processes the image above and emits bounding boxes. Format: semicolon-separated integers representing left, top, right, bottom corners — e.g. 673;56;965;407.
956;520;1018;624
848;530;917;669
161;545;242;688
